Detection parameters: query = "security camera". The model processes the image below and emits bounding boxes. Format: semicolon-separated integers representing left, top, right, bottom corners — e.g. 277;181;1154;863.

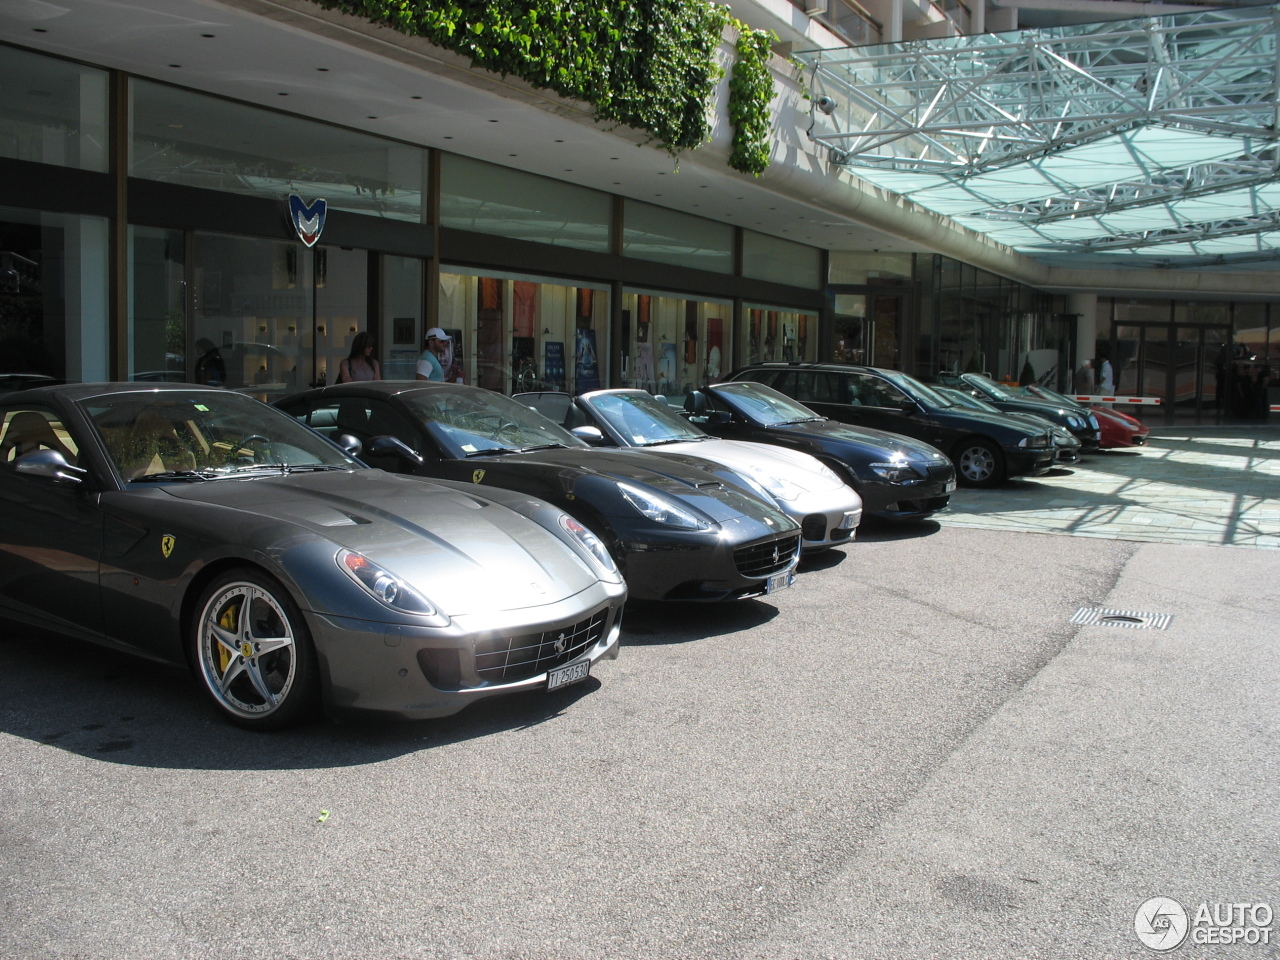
814;95;837;115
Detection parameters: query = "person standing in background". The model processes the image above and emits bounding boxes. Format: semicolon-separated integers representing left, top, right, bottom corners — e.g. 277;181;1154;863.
336;331;380;383
416;328;450;381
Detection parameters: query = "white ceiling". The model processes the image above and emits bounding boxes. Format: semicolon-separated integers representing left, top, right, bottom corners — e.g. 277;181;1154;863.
0;0;906;254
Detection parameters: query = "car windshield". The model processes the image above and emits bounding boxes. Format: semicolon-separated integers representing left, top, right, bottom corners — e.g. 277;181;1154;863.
938;387;1000;414
84;390;358;482
1024;384;1083;409
583;392;707;445
965;374;1016;400
710;382;823;426
880;370;954;408
401;388;585;455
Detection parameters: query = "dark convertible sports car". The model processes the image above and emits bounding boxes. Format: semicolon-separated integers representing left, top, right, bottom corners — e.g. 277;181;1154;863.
0;384;627;729
277;382;802;602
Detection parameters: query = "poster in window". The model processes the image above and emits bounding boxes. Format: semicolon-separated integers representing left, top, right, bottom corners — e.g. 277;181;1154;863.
544;341;566;391
575;327;600;393
635;342;654;386
513;281;536;337
658;342;677;395
706;318;723;381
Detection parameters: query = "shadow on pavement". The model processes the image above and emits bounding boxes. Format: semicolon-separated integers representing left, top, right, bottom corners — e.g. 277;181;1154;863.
0;629;605;772
620;598;779;646
855;518;943;542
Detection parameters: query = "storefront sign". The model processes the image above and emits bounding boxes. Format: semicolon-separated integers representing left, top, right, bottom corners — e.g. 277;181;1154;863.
287;195;327;247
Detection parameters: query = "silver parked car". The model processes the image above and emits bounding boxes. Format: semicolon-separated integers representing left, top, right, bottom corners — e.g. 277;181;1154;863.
0;383;626;728
519;389;863;551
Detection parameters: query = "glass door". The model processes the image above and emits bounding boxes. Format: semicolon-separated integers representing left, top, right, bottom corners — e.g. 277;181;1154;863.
1174;325;1229;421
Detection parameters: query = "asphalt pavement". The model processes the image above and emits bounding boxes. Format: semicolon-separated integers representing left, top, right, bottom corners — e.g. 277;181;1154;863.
0;438;1276;959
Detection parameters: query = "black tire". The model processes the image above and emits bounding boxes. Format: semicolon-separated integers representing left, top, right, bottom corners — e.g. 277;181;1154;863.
952;437;1005;488
191;567;319;730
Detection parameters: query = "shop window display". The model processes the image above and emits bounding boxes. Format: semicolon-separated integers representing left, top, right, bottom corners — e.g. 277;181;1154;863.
438;270;609;396
621;291;732;397
743;305;816;367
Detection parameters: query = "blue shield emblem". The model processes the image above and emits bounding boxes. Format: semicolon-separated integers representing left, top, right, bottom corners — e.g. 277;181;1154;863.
288;195;327;247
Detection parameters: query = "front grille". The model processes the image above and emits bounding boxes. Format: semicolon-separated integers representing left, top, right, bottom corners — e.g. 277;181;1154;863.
830;527;852;542
926;463;954;481
734;533;800;578
473;610;608;685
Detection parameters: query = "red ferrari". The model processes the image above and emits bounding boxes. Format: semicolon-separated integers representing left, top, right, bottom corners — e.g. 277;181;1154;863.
1024;385;1151;448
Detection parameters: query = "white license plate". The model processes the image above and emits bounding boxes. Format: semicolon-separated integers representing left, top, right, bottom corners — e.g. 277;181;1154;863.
837;510;859;530
945;479;957;493
547;658;590;692
765;572;795;594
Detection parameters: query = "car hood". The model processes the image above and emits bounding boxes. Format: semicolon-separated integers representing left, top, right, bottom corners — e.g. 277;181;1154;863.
772;419;948;461
625;438;848;493
1093;406;1145;428
160;469;601;615
994;396;1077;419
930;405;1043;436
479;446;784;525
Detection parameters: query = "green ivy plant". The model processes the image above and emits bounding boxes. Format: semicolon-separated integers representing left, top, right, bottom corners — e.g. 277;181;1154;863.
728;25;778;175
310;0;775;174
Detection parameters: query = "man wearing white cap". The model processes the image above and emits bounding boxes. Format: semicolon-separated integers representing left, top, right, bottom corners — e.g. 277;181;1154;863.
416;327;451;381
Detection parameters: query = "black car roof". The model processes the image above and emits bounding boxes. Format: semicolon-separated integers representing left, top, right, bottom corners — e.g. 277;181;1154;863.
729;361;900;377
2;381;234;404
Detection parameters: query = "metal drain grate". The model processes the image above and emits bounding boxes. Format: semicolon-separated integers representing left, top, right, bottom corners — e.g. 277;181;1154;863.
1071;607;1172;630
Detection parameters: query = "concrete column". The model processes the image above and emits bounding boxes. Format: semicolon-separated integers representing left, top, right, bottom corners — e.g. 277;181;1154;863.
1067;291;1097;390
970;0;985;35
888;0;904;43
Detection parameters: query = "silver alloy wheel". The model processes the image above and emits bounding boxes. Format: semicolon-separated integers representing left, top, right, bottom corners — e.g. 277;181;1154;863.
958;444;997;483
197;580;297;720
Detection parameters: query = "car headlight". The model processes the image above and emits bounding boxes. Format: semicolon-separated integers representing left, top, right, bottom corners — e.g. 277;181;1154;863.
558;514;617;576
336;549;437;616
1067;415;1084;429
735;462;805;502
869;458;918;483
1018;433;1051;448
1088;414;1100;430
618;481;713;530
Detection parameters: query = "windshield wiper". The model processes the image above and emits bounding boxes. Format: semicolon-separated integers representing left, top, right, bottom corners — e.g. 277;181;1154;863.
517;443;567;452
639;437;693;446
128;469;220;483
464;447;522;458
778;416;825;425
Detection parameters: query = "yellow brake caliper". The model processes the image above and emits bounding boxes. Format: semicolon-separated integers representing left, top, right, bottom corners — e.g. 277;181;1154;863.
217;600;241;674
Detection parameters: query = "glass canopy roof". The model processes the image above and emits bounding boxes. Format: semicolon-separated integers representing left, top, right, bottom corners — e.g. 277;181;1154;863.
795;6;1280;270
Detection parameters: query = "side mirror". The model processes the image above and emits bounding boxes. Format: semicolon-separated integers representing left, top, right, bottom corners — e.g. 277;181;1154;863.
333;433;362;457
684;390;708;416
707;410;733;425
365;435;425;466
899;399;920;415
14;448;87;484
570;425;608;446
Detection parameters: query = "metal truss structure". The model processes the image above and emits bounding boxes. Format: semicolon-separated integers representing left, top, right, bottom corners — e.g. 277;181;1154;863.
795;7;1280;266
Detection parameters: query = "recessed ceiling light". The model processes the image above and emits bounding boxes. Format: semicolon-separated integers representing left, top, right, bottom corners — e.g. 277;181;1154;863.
168;123;184;129
564;169;572;172
488;119;499;123
201;33;215;38
32;28;47;33
699;185;707;189
279;92;289;96
613;182;621;185
411;95;422;100
367;115;377;119
443;135;453;139
170;64;181;68
317;67;329;72
508;153;517;157
555;139;564;143
657;172;665;175
610;157;619;161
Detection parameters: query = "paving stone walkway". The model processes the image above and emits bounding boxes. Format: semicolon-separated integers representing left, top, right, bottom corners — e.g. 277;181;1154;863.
934;425;1280;548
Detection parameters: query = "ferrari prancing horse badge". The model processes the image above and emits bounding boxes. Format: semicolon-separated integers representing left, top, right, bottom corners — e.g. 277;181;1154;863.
161;534;176;558
472;469;486;484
